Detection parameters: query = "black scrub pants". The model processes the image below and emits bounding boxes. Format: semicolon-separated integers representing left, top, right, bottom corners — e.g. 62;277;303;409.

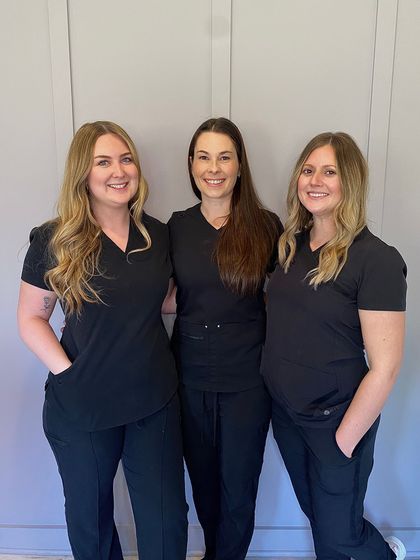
43;394;188;560
271;401;395;560
180;384;271;560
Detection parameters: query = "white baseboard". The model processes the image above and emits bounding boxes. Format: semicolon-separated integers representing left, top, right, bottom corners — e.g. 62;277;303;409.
1;524;419;558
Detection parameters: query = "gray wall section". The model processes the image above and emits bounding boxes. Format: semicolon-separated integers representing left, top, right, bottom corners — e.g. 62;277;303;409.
1;0;418;556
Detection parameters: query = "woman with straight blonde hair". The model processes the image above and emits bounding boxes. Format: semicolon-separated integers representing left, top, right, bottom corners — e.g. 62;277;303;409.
262;132;407;560
17;121;187;560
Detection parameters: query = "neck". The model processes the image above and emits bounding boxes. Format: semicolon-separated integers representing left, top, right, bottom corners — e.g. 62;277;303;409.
92;204;131;232
310;217;336;250
200;197;231;229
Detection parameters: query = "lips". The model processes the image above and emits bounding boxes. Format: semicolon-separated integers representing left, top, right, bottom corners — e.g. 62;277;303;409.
203;178;225;185
107;182;128;190
307;191;328;198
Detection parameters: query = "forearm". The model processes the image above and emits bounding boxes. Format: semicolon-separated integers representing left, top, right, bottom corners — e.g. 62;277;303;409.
19;316;72;375
161;282;177;314
336;367;398;456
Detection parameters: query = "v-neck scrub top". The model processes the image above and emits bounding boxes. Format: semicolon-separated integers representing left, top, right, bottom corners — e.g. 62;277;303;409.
262;227;407;427
168;204;282;392
21;214;178;431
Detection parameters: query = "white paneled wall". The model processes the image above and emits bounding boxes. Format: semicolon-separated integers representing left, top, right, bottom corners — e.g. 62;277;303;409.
1;0;419;557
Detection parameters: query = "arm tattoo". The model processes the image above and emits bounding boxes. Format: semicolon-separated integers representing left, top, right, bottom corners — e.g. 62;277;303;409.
41;296;51;314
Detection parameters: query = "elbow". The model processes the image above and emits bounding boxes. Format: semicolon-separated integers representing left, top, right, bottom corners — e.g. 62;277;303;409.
371;361;403;385
17;314;32;345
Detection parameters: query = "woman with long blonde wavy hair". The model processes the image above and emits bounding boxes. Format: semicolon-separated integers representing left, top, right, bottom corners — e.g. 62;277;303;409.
263;132;407;560
17;121;187;560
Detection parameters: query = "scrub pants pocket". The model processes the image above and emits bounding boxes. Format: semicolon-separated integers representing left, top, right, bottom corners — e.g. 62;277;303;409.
272;403;393;560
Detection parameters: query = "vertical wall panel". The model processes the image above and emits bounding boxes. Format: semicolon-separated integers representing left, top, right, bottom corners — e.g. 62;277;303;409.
230;0;377;217
378;0;420;534
230;2;377;552
68;0;213;222
0;0;68;549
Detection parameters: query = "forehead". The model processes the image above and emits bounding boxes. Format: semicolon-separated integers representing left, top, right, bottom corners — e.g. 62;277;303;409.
93;133;130;154
194;131;237;154
304;144;336;165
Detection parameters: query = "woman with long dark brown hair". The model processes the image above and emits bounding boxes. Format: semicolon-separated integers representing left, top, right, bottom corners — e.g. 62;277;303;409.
167;117;282;560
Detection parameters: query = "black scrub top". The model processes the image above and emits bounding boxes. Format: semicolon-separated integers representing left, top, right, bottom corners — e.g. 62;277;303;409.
168;203;282;392
21;214;178;431
262;227;407;427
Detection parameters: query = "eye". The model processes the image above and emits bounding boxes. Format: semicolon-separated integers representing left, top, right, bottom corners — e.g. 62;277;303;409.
325;169;336;176
97;159;110;167
197;155;209;160
219;155;231;161
121;156;134;164
301;167;312;175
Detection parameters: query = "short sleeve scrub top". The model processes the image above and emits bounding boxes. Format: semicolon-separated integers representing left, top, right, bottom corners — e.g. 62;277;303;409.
262;227;407;427
21;214;178;431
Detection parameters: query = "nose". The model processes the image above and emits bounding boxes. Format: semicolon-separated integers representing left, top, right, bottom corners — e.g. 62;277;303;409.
310;169;323;186
111;161;124;177
208;158;220;174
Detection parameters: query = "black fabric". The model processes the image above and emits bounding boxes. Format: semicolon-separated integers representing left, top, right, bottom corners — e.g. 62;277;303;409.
168;203;283;392
272;402;395;560
22;214;178;431
262;227;407;427
43;394;188;560
180;385;271;560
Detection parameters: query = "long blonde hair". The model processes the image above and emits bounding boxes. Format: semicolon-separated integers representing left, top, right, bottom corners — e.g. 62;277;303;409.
279;132;368;286
45;121;151;315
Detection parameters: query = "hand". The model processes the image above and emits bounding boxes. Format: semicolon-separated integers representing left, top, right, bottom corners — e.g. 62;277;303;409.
335;428;355;459
51;360;72;375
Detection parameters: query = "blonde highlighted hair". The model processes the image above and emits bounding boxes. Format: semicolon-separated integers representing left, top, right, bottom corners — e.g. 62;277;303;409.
45;121;151;315
279;132;368;286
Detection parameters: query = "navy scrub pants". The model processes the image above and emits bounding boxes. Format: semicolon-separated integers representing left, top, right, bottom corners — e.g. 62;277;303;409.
43;394;188;560
180;384;271;560
271;401;395;560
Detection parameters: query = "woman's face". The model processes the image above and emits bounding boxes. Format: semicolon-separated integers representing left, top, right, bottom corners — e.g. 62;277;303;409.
87;133;138;214
297;144;342;220
190;132;240;203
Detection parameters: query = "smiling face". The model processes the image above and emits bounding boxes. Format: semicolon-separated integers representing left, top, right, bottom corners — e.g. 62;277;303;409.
87;133;138;215
297;144;342;221
190;132;240;203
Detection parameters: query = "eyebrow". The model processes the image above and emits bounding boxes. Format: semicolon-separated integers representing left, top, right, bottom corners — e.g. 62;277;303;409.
196;150;234;155
303;163;336;168
93;152;132;159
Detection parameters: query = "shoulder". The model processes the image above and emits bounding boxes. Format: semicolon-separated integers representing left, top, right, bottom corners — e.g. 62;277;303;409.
142;212;167;231
348;228;407;311
141;213;169;245
167;204;200;228
350;228;406;272
261;209;284;235
28;219;57;247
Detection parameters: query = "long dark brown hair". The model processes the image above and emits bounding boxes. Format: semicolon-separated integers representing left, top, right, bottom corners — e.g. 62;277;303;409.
188;117;280;295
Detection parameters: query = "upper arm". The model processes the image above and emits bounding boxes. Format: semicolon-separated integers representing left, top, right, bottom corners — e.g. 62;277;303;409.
17;280;58;325
359;309;405;377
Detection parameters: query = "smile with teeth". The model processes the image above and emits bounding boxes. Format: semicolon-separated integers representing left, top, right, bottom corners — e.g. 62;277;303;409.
108;183;128;190
203;178;225;185
307;192;328;198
